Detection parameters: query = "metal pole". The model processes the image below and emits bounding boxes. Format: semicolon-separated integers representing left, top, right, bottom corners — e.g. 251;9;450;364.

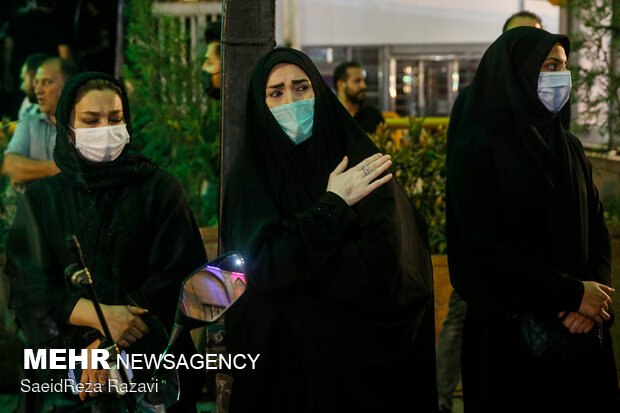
609;0;620;150
114;0;125;78
219;0;276;253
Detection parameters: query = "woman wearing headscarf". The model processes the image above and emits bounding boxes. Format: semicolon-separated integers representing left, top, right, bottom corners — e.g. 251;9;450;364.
221;48;437;412
447;27;619;411
6;72;206;412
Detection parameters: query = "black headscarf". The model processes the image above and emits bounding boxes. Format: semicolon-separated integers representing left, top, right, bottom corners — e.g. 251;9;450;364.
54;71;157;190
447;28;598;311
221;48;437;411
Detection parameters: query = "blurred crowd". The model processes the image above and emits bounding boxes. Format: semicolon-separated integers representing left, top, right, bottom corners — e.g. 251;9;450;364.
0;0;119;120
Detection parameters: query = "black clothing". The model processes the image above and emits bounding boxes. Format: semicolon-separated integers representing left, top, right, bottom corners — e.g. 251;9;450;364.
353;104;384;134
6;8;63;61
221;48;437;412
446;28;618;412
6;8;67;78
560;100;572;130
6;72;207;411
71;0;117;74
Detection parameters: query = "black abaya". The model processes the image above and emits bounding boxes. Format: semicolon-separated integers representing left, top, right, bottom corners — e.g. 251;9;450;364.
221;48;438;412
447;28;618;412
6;72;207;411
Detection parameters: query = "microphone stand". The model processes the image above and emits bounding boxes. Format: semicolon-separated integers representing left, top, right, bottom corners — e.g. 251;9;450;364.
65;235;137;412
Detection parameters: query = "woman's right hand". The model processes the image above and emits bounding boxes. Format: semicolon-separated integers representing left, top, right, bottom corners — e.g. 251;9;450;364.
327;154;393;206
579;281;614;323
100;305;150;348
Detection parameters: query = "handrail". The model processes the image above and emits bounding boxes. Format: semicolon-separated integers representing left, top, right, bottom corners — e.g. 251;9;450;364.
383;116;450;130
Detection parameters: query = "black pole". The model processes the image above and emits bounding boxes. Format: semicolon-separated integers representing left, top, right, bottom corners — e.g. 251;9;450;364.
65;235;136;411
218;0;276;254
114;0;125;78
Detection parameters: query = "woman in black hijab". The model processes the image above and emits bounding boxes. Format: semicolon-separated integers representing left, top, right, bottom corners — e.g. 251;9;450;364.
447;28;618;411
221;48;438;412
6;72;206;411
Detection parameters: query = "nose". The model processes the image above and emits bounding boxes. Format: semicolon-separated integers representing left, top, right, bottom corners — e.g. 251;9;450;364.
361;80;367;89
282;93;294;105
35;82;43;95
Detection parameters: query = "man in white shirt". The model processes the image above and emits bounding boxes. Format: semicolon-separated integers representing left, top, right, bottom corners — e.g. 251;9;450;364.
17;53;49;120
2;57;79;188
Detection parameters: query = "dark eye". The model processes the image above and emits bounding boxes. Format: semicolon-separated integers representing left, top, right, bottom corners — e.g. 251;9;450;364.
84;119;98;125
110;118;123;124
296;84;309;92
269;90;283;98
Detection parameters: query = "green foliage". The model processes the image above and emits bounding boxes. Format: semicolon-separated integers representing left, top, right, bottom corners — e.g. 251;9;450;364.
567;0;620;149
122;0;219;226
604;198;620;223
372;120;447;254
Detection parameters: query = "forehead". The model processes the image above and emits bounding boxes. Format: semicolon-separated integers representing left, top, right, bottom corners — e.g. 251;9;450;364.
76;89;123;109
36;63;62;78
266;63;308;85
346;67;365;79
546;43;567;60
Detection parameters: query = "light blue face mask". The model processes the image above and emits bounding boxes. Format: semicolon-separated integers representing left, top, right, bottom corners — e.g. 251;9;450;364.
270;97;315;145
537;71;571;114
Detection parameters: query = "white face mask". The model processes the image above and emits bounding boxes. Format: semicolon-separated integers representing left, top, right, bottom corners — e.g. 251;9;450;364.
537;71;572;114
71;124;130;162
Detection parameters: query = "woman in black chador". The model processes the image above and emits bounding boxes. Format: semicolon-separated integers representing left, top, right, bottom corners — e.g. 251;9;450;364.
6;72;206;411
447;27;619;411
221;48;437;412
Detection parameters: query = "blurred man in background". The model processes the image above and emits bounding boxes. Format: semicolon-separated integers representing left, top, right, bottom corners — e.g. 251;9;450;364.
200;20;222;224
502;10;542;32
2;57;79;188
17;53;49;120
202;20;222;102
334;61;384;134
3;0;71;119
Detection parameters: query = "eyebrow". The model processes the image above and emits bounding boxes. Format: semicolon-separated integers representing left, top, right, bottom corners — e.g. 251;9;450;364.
266;78;310;89
79;110;123;116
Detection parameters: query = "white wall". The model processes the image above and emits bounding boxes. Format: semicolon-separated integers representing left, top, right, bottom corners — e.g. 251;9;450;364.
278;0;560;46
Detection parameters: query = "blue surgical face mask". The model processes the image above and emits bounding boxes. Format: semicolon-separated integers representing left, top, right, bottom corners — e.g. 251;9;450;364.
270;97;315;145
537;71;571;114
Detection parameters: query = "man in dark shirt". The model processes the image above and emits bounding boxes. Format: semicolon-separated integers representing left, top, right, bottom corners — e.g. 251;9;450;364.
334;61;384;133
200;20;222;225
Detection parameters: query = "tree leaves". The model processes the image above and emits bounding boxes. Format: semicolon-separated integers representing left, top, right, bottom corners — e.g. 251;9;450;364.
371;121;447;254
122;0;218;226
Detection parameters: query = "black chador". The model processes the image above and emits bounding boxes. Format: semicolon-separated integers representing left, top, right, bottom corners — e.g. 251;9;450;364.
221;48;438;413
447;28;618;412
6;72;207;410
